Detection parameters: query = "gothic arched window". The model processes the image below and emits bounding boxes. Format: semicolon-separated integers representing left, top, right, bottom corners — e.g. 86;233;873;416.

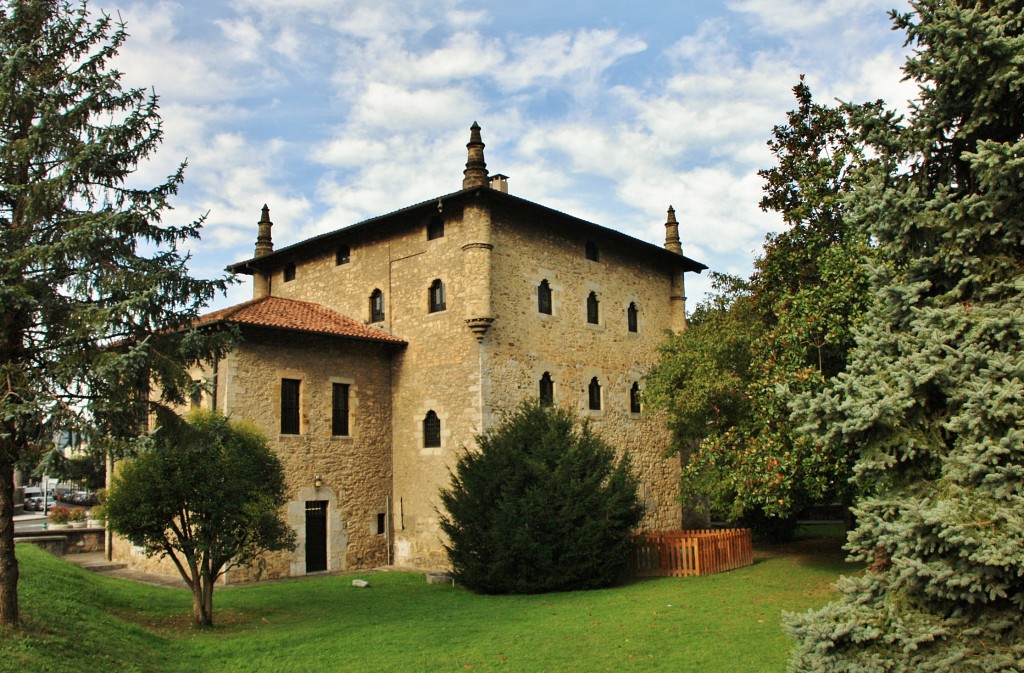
369;289;384;323
423;410;441;448
538;280;552;315
588;377;602;411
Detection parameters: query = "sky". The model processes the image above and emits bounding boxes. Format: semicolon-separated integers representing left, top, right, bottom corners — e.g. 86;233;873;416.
107;0;916;312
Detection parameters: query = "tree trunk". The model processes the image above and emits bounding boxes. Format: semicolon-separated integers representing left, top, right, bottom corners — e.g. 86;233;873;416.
0;456;20;626
104;452;113;562
202;571;215;627
190;577;211;627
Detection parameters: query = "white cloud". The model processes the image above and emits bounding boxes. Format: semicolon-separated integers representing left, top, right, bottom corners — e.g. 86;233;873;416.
497;29;646;93
724;0;896;33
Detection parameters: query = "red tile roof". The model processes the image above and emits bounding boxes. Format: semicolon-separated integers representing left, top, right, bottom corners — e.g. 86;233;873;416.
195;296;406;345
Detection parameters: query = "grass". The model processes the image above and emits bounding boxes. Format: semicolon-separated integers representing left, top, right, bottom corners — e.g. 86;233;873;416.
2;538;858;673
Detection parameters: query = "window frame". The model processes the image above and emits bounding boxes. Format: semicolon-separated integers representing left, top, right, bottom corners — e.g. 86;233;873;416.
630;382;642;414
428;279;446;313
331;382;350;436
335;245;351;265
587;291;600;325
427;215;445;240
423;410;441;448
369;289;385;323
283;262;296;282
539;372;554;406
281;378;301;434
588;377;602;411
538;279;552;315
627;302;638;333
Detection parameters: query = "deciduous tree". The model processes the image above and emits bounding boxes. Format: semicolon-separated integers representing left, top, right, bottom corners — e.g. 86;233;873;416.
787;2;1024;669
106;410;295;627
647;80;869;537
0;0;231;625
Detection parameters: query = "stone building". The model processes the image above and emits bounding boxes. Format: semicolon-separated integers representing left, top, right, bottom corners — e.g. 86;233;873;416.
113;123;705;581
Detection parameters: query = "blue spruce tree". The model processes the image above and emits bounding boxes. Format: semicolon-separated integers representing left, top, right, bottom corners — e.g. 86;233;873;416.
787;2;1024;671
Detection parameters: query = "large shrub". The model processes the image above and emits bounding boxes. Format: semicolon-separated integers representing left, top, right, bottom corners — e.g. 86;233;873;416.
439;401;644;594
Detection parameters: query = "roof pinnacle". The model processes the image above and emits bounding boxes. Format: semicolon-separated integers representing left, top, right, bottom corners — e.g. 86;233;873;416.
255;204;274;258
462;121;489;189
664;205;683;255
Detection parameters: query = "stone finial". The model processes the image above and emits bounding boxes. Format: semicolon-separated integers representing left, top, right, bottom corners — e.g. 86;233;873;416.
462;121;489;189
255;204;274;258
664;205;683;255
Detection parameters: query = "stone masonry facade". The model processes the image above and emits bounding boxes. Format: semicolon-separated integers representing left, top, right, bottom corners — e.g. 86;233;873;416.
115;123;705;581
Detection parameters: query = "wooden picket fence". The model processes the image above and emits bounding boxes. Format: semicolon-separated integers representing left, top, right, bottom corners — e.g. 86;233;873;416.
628;528;753;577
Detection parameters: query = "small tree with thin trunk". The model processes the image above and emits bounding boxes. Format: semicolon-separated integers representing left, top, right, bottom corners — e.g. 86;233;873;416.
106;410;295;627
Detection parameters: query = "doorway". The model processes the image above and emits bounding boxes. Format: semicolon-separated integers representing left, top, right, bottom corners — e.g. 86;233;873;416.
305;500;328;573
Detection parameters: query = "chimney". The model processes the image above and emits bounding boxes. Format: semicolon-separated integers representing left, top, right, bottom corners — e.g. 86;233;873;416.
462;121;489;189
255;204;274;258
489;174;509;193
663;205;682;255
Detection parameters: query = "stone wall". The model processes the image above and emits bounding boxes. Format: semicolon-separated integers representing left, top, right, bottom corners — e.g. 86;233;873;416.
114;330;396;583
483;201;685;532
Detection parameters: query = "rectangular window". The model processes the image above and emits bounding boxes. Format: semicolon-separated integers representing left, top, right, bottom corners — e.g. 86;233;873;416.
332;383;350;436
281;378;301;434
376;512;386;535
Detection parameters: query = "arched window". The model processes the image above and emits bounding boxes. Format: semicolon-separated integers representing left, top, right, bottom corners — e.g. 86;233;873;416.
336;244;350;265
585;240;599;261
538;279;552;315
627;302;638;333
630;382;641;414
539;372;554;406
369;289;384;323
423;410;441;448
588;377;602;410
429;279;446;313
587;292;599;324
283;262;296;282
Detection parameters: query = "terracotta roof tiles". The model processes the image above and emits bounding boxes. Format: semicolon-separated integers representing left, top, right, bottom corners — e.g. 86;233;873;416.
195;296;406;346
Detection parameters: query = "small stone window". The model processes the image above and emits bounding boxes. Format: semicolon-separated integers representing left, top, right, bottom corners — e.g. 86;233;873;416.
429;279;446;313
281;378;301;434
189;383;202;410
336;245;350;265
627;302;638;333
423;410;441;448
539;372;554;406
538;280;552;315
332;383;350;436
585;241;599;262
427;215;444;240
630;382;642;414
283;262;296;282
376;513;386;535
588;377;602;411
369;289;384;323
587;292;599;325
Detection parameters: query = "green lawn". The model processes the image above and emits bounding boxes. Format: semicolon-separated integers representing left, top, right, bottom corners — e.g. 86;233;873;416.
2;539;856;673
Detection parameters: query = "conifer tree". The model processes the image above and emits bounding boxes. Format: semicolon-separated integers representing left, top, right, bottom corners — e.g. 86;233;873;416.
0;1;231;625
787;2;1024;669
439;401;643;594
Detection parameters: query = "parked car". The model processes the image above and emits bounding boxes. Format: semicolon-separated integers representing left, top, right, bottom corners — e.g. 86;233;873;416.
23;497;44;512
